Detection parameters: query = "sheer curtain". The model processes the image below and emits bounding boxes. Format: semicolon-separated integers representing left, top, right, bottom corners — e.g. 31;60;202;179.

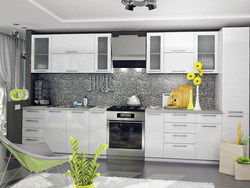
0;32;24;133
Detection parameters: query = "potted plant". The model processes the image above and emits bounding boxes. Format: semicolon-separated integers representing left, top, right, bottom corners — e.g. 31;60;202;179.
66;136;108;188
235;157;250;180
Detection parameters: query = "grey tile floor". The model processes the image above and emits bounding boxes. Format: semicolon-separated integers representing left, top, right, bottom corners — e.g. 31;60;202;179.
1;159;250;188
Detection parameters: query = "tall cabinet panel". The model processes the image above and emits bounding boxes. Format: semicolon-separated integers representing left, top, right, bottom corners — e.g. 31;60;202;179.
95;34;112;73
146;33;164;73
194;32;218;73
31;35;51;73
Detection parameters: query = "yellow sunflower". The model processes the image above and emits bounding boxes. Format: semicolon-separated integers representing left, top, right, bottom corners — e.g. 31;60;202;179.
194;62;202;70
198;69;203;76
193;77;201;85
186;72;195;80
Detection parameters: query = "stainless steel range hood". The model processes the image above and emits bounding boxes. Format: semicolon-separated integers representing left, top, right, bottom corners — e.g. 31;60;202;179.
111;35;146;68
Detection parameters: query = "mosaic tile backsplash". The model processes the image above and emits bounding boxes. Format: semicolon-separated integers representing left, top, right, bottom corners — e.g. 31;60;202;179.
38;68;216;109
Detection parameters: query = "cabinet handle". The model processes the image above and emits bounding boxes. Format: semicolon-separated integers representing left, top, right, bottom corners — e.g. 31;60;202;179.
202;70;214;72
26;110;38;112
91;112;104;114
65;51;78;54
172;145;187;147
202;125;217;127
172;50;186;52
26;120;39;122
171;70;185;72
202;115;216;117
66;70;78;72
172;135;187;137
148;113;162;115
173;124;187;126
71;111;84;113
48;111;61;113
26;129;39;132
25;139;38;141
228;111;243;113
173;114;187;116
228;115;244;118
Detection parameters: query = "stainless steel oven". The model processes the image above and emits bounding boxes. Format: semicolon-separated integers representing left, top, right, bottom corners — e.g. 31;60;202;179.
107;111;145;160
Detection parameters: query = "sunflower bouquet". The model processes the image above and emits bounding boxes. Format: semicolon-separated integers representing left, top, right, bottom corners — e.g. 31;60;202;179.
186;62;203;110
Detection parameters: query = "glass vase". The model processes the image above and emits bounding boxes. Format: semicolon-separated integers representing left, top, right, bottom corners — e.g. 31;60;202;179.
194;85;202;111
187;89;194;110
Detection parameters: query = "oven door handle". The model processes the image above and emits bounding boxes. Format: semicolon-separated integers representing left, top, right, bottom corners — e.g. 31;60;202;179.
108;120;144;124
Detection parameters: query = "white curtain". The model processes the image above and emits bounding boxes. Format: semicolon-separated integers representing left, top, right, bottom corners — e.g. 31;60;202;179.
0;32;24;130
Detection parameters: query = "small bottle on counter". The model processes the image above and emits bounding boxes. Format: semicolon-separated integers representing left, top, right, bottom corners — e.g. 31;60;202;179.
83;96;88;106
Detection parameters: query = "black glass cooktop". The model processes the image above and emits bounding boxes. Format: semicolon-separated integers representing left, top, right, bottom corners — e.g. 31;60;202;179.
107;106;146;112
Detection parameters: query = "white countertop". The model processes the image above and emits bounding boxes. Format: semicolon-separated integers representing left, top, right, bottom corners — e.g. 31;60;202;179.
146;107;222;114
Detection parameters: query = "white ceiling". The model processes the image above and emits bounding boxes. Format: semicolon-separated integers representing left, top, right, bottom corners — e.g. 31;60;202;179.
0;0;250;36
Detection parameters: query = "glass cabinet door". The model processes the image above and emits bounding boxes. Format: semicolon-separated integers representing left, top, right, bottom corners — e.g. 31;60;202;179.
31;35;51;73
147;33;164;73
195;32;218;73
95;34;112;73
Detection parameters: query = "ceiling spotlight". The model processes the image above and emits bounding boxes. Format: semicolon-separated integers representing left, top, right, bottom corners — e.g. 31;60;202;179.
121;0;157;11
11;23;21;39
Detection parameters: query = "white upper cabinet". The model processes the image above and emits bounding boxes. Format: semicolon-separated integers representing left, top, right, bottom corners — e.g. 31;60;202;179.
164;32;194;52
164;32;195;73
146;33;164;73
95;34;112;73
51;34;95;54
31;35;51;73
194;32;218;73
220;27;249;113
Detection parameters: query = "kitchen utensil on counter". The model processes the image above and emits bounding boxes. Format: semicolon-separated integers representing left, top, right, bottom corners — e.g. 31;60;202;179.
87;75;92;91
127;95;141;106
162;93;171;107
170;89;183;107
178;85;193;107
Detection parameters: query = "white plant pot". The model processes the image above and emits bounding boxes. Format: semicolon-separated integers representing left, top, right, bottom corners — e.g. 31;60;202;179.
194;85;201;111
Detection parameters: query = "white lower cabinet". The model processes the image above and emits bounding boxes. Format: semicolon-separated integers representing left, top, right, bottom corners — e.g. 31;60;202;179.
196;124;221;160
44;110;67;153
145;113;163;158
66;111;89;153
164;144;195;159
89;111;107;155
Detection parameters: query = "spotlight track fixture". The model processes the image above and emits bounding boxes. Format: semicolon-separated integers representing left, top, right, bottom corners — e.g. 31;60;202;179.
121;0;157;11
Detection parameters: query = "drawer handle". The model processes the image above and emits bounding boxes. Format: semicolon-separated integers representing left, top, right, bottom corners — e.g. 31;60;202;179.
48;111;61;113
148;114;162;115
66;51;78;54
25;139;38;141
71;111;84;113
202;115;216;117
173;114;187;116
172;145;187;147
26;129;39;132
202;70;214;72
228;115;244;118
172;50;186;52
171;70;185;72
26;120;39;122
173;124;187;126
91;112;104;114
66;70;78;72
202;125;217;127
26;110;38;112
173;135;187;137
228;111;243;113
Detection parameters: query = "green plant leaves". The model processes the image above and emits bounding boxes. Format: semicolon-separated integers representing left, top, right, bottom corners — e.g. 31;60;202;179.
239;132;250;145
237;157;250;164
65;137;108;186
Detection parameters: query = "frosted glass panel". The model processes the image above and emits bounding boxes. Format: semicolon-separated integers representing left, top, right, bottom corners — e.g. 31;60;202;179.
98;37;108;54
198;54;214;69
34;55;49;69
150;54;160;69
98;55;108;69
198;35;215;53
150;36;160;53
35;38;49;54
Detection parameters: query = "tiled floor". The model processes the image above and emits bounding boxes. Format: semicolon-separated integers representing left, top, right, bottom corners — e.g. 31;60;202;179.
1;158;250;188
